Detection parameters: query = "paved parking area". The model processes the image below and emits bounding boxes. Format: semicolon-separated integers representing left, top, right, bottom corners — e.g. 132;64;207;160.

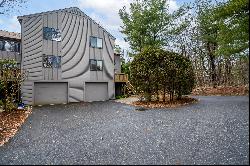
0;96;249;165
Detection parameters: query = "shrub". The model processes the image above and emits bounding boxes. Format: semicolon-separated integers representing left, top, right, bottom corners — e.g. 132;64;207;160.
0;59;27;111
130;47;195;101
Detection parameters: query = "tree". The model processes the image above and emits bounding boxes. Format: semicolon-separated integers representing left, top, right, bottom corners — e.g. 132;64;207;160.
0;59;27;111
188;0;249;87
0;0;27;15
130;47;195;102
213;0;249;56
114;44;122;54
119;0;189;53
193;0;220;87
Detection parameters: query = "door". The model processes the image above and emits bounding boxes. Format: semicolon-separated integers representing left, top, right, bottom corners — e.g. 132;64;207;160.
85;82;108;102
34;82;68;105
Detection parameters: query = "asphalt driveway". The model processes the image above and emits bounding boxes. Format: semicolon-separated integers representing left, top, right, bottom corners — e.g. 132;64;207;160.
0;96;249;165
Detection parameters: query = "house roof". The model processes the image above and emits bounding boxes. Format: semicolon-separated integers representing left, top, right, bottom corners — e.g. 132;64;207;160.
0;30;21;40
17;7;116;40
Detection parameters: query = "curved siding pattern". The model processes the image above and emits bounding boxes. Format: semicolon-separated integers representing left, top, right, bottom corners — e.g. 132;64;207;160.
20;7;115;105
21;15;43;105
62;18;87;72
62;16;82;65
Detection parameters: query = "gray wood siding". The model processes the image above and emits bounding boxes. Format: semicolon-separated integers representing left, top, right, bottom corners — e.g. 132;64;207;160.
42;12;61;80
60;9;115;103
19;7;115;105
0;51;21;64
21;15;43;105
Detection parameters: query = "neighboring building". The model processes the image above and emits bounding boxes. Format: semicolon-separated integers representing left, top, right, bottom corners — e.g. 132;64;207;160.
17;7;117;105
114;52;121;74
0;30;21;67
114;52;129;96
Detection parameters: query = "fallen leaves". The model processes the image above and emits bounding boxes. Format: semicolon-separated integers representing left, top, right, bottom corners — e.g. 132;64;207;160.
0;108;32;146
131;97;198;108
191;85;249;96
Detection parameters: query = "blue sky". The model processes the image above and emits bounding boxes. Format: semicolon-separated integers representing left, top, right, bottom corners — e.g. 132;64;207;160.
0;0;194;52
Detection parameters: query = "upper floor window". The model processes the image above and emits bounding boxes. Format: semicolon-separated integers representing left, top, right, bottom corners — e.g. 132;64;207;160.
43;27;61;42
0;40;20;52
90;59;103;71
90;36;103;49
0;40;5;51
42;55;61;68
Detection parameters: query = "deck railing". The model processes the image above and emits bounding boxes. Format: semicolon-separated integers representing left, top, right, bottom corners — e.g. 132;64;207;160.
114;73;128;83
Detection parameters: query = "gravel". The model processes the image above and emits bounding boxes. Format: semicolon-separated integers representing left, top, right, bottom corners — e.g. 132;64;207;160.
0;96;249;165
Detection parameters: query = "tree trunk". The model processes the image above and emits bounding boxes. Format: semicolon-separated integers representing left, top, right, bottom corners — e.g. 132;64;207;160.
207;42;217;88
163;86;166;102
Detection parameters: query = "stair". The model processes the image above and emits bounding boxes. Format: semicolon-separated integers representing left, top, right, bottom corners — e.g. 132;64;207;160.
125;81;136;95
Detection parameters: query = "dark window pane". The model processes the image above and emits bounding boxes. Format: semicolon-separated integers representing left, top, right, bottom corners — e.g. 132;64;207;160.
52;56;61;68
90;59;97;70
43;27;52;40
10;42;15;52
42;55;49;68
0;40;5;51
15;43;20;52
90;36;97;47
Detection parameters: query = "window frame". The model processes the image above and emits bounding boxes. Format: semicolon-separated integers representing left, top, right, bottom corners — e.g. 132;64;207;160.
0;40;5;51
43;27;61;41
89;59;103;71
90;36;103;49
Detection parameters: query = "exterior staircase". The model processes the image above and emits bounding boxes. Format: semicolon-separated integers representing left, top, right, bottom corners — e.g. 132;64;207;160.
125;80;136;95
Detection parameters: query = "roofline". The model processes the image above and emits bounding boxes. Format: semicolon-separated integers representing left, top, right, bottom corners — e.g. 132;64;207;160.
0;30;21;41
17;7;116;40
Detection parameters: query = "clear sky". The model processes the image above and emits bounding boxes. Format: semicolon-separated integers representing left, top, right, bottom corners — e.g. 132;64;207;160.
0;0;194;52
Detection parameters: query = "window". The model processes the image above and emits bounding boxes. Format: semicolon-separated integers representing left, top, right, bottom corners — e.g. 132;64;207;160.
42;55;61;68
90;59;103;71
0;41;20;52
10;41;16;52
96;60;103;70
90;36;103;49
15;43;20;53
4;41;11;51
43;27;61;41
0;40;5;51
97;38;103;48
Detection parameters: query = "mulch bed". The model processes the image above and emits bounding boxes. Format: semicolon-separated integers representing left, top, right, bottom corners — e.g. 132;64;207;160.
0;109;32;146
132;96;198;108
192;85;249;96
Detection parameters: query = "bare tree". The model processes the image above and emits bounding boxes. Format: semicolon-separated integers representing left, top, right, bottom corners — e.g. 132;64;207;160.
0;0;27;15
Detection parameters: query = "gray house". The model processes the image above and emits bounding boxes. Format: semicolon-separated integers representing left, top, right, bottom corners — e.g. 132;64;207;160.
0;30;21;66
17;7;119;105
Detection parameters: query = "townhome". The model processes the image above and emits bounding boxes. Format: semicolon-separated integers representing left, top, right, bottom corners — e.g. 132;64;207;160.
0;30;21;66
17;7;119;105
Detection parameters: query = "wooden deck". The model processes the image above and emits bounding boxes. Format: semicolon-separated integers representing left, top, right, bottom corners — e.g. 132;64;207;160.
115;73;128;83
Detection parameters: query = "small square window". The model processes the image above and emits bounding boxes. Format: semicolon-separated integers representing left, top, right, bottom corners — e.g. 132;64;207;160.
90;36;103;49
90;36;97;48
89;59;103;71
90;59;97;71
43;27;61;41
